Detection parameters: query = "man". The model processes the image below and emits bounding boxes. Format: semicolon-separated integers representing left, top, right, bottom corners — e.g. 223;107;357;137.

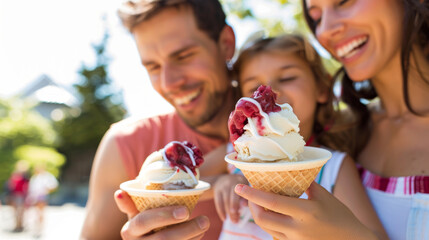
80;0;238;239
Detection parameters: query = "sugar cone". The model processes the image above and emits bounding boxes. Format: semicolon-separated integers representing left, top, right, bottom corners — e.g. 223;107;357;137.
120;180;210;231
128;194;202;232
241;167;322;240
225;147;332;240
240;166;322;198
129;193;202;213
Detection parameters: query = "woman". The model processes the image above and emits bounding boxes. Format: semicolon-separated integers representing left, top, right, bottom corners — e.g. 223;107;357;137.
235;0;429;239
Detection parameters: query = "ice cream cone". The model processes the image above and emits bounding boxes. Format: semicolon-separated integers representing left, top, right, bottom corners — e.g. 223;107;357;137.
226;147;331;240
120;180;210;220
122;181;208;232
240;166;322;198
225;146;331;198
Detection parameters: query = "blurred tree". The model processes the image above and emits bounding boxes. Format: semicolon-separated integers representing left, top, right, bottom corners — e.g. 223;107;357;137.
55;30;126;154
0;98;64;190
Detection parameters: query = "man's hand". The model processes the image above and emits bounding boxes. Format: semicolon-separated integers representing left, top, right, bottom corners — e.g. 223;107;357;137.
114;190;210;239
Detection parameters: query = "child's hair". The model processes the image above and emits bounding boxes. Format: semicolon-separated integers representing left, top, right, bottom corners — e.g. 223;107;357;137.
233;34;358;156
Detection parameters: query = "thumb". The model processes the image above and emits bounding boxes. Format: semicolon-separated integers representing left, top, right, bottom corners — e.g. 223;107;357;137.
114;189;139;220
305;181;329;200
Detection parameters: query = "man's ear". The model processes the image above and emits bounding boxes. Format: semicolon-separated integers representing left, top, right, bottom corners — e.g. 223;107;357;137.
218;25;236;61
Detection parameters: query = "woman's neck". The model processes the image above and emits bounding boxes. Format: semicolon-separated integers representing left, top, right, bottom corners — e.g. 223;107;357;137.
371;46;429;118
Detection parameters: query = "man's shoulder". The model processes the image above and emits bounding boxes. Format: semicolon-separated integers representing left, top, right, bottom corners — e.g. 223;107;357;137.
110;111;180;135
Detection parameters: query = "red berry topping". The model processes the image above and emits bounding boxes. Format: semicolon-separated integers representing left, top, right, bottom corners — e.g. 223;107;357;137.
252;85;281;113
163;141;204;175
228;85;280;143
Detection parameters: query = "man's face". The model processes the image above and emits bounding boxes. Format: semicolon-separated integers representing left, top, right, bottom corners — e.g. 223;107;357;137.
133;6;232;128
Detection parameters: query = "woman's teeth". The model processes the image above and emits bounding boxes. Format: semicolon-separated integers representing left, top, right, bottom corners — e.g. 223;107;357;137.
336;36;368;59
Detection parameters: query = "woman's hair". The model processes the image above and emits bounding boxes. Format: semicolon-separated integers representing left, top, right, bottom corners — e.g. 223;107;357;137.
117;0;226;42
233;34;359;156
302;0;429;155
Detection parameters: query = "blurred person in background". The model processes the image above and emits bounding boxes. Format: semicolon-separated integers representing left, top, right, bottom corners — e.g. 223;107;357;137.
7;160;30;232
26;163;59;237
80;0;239;239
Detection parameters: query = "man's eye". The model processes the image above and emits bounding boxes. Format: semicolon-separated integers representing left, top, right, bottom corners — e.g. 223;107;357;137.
178;53;193;60
146;65;160;72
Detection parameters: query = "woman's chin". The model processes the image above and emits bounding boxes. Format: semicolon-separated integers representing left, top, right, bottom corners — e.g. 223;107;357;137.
344;68;373;82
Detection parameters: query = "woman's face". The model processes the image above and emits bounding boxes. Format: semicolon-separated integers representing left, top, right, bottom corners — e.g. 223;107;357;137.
305;0;404;81
239;52;327;141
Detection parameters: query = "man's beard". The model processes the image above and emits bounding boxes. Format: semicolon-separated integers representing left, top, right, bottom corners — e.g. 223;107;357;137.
178;89;229;129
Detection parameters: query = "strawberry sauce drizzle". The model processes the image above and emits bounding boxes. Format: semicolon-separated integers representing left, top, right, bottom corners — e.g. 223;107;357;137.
228;85;281;143
162;141;203;175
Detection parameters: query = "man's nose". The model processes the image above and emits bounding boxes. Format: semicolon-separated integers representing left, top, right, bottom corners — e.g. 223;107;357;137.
160;63;185;91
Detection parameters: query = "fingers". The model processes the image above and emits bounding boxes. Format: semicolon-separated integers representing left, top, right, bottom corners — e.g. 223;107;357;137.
228;187;241;223
144;216;210;240
305;181;329;200
114;190;139;219
189;233;206;240
248;202;293;234
235;184;305;216
122;206;190;237
214;189;227;221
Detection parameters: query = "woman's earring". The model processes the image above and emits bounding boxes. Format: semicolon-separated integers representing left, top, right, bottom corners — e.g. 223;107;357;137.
231;80;239;88
227;60;233;71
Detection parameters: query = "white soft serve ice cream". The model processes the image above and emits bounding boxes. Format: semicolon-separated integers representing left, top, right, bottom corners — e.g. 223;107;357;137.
228;85;305;162
137;141;204;190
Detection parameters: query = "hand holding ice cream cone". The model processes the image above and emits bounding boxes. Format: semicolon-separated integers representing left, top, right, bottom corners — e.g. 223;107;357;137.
226;85;331;240
120;141;211;234
226;85;330;198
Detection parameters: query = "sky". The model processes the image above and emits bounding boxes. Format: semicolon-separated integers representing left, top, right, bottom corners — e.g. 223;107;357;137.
0;0;295;119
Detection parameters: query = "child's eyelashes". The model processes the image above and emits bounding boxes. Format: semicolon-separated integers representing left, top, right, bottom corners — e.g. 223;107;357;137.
338;0;349;6
279;76;297;83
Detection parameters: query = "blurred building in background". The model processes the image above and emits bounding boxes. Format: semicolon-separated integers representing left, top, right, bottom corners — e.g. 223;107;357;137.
18;74;78;122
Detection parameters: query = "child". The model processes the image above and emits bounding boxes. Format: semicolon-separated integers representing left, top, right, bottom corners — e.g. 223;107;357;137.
214;34;387;239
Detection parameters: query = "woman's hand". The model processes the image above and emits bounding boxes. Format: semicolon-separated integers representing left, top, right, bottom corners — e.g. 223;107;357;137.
213;174;248;223
234;182;379;240
114;190;210;240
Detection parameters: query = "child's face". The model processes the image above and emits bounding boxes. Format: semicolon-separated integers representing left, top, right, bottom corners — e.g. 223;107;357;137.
239;52;327;141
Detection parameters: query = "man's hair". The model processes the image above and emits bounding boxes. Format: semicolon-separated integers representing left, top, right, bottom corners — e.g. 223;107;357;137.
118;0;226;41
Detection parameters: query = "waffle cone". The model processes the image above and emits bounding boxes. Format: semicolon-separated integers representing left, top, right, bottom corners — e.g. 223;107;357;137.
145;183;165;190
129;193;202;213
241;166;322;198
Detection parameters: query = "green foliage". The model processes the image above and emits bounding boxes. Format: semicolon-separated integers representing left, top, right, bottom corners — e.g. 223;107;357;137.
14;145;65;178
0;98;62;190
55;30;126;153
0;98;57;149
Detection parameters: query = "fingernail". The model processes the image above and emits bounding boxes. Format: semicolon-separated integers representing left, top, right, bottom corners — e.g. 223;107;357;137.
197;216;209;229
235;184;244;194
173;207;188;219
117;192;123;199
